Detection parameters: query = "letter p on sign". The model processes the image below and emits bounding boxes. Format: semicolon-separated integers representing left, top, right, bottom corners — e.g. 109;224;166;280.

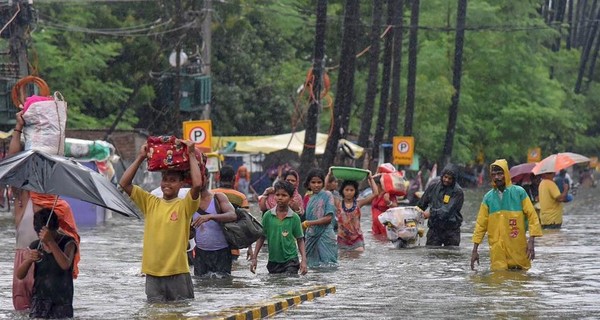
183;120;212;152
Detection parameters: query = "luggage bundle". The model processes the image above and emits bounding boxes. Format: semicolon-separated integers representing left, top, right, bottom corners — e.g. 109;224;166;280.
12;76;67;156
147;135;196;171
378;206;425;248
375;163;409;196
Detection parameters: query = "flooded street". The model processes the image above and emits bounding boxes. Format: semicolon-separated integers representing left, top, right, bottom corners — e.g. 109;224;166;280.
1;185;599;319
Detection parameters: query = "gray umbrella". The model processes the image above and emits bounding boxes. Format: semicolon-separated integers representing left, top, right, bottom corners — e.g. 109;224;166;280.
0;149;141;218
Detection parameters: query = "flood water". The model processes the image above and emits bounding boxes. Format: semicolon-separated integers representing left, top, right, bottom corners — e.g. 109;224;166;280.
1;185;599;319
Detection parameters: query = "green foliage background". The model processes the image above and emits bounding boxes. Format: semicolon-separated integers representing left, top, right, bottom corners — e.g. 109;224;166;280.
25;0;600;164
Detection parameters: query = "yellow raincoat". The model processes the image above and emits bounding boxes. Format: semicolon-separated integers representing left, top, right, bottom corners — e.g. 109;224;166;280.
472;159;543;270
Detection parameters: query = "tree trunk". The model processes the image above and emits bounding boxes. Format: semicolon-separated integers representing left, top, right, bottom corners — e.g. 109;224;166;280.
567;0;574;49
550;0;568;78
585;31;600;83
575;1;600;93
357;0;384;168
556;0;567;22
582;0;598;49
571;0;586;48
441;0;467;166
577;0;590;48
322;0;361;169
299;0;327;178
387;0;405;142
372;0;396;160
403;0;420;137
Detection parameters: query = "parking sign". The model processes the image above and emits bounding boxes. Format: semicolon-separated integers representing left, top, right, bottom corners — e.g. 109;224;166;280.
393;136;414;165
183;120;212;151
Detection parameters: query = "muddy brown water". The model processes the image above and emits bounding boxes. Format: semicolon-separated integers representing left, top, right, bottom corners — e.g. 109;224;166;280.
1;185;599;319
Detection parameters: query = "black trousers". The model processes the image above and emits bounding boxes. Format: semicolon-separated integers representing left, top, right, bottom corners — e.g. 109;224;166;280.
426;227;461;246
266;258;300;274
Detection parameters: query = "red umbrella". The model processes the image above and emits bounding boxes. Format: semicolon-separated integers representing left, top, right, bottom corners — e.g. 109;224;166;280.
509;162;536;184
532;152;590;175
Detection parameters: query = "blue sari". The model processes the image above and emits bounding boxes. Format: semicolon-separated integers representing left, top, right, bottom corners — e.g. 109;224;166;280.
305;190;338;267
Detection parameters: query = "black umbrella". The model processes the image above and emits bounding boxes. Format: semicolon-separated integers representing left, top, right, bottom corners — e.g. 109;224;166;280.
0;149;141;218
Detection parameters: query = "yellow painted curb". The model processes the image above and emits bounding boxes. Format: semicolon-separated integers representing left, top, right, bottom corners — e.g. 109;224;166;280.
203;285;336;320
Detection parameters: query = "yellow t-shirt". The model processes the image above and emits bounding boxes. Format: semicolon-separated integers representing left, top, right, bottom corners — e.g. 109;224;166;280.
130;185;200;276
538;179;563;225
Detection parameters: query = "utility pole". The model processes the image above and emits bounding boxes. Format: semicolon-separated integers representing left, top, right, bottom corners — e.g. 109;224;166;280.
171;0;183;137
8;3;30;78
201;0;212;120
0;2;31;130
299;0;327;179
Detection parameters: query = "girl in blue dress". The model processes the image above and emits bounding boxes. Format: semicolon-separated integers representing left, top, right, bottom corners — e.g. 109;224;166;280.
302;168;338;267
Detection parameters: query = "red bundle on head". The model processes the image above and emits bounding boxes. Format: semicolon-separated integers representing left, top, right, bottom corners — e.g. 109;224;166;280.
377;163;397;174
146;136;190;171
380;172;408;196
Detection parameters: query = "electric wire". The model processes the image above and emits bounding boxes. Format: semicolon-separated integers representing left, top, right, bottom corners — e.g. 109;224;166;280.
0;3;20;36
37;20;196;37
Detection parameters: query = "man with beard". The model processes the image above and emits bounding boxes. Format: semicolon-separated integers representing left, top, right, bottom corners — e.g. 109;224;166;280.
417;164;464;246
471;159;543;271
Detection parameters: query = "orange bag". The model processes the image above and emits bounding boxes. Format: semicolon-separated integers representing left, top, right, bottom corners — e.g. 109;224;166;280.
381;172;408;196
146;136;190;171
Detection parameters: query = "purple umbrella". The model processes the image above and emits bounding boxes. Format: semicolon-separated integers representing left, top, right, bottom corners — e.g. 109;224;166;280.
509;162;536;184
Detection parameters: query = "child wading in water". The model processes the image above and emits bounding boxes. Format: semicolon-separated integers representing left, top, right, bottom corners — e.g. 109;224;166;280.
16;208;77;319
303;168;338;267
337;171;379;251
250;181;307;275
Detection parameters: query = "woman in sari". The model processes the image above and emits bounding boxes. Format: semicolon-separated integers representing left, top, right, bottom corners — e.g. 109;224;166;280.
302;169;338;267
259;169;304;218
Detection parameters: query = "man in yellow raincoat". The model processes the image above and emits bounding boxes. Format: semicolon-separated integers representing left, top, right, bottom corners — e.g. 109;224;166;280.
471;159;543;271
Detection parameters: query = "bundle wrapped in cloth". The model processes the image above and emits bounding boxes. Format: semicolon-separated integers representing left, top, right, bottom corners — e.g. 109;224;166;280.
378;206;425;248
379;171;409;196
147;135;204;172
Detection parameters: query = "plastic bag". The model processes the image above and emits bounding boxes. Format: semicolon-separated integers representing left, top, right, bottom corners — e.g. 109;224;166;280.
22;92;67;156
378;206;424;242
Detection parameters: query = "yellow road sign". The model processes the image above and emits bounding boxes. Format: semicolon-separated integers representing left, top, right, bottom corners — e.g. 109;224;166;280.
527;147;541;163
393;136;414;166
183;120;212;152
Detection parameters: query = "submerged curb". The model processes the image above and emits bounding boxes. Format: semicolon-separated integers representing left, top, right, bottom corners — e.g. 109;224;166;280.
207;285;336;320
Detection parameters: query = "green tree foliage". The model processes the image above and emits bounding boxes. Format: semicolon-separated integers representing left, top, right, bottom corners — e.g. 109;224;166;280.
31;3;161;130
23;0;600;163
406;0;595;164
210;0;311;136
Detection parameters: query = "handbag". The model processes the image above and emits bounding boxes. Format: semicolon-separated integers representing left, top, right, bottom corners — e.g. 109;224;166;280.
213;193;263;249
